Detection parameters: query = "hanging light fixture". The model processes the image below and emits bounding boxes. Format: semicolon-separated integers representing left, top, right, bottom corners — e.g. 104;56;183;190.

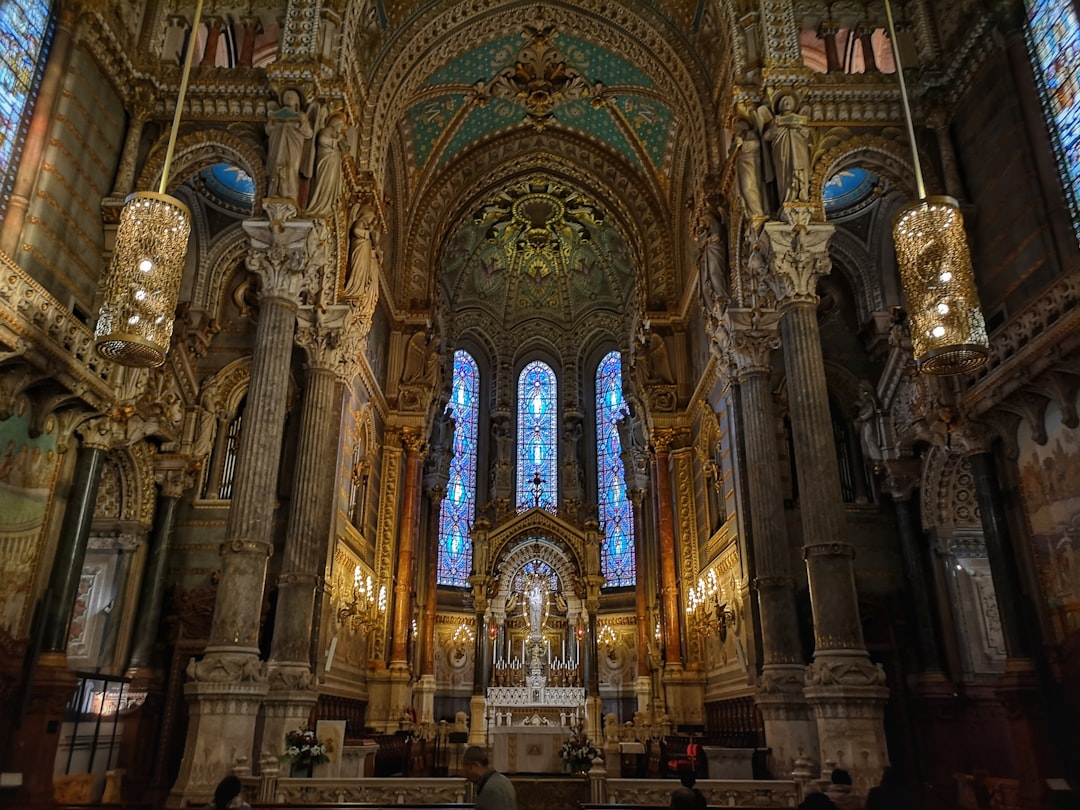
94;0;204;367
884;0;989;375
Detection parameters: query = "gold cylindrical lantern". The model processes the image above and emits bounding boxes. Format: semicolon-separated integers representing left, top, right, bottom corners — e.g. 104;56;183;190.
893;195;989;375
94;191;191;367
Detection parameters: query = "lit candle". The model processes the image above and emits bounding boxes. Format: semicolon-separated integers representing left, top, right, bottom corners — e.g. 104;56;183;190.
562;638;566;660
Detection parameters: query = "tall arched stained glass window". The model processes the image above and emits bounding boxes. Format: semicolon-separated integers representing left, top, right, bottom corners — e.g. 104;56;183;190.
437;350;479;586
0;1;54;209
595;351;635;586
516;361;558;512
1025;0;1080;236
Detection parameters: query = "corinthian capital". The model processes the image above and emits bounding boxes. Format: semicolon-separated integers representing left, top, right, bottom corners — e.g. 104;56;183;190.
719;307;783;378
295;304;351;372
243;209;326;303
764;221;834;306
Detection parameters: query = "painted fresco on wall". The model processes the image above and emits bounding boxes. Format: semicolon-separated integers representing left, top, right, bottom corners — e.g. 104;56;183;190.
1017;399;1080;641
0;408;62;637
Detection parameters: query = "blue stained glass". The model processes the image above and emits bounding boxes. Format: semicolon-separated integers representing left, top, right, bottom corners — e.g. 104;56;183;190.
1026;0;1080;236
595;351;635;586
516;361;558;512
437;351;479;586
0;0;53;202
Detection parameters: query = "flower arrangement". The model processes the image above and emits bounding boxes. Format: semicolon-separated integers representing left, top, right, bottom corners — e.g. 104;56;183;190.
281;728;330;770
560;726;601;769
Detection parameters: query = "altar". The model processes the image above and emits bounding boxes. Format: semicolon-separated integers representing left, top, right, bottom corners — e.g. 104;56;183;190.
491;725;568;774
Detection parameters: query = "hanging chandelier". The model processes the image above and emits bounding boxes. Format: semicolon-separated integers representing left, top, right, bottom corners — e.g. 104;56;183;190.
885;0;989;375
94;0;204;367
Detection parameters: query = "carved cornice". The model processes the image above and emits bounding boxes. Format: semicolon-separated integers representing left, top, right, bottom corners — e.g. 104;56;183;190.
0;254;116;412
963;271;1080;419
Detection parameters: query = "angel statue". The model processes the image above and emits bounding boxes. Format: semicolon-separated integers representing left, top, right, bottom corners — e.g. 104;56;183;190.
757;91;812;206
265;89;316;201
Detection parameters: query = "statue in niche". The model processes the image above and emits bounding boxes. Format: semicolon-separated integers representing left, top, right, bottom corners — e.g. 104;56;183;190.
855;381;884;466
731;114;767;218
400;330;440;389
305;114;348;216
637;328;675;385
697;205;728;303
265;89;315;201
758;91;812;206
342;203;382;308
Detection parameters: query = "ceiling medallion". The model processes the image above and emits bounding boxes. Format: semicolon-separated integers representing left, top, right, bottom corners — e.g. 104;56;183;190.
472;24;609;128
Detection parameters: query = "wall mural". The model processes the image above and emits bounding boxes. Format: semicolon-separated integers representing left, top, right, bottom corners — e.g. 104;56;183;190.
1017;398;1080;643
0;409;62;637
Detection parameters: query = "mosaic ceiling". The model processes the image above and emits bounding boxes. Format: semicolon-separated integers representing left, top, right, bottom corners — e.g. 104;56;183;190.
403;26;677;182
440;179;636;328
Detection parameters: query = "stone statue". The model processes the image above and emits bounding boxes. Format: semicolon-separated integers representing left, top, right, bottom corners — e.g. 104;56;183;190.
265;89;315;201
855;381;883;464
732;116;767;218
698;206;727;302
639;330;675;385
759;92;812;205
342;203;381;308
401;331;440;389
305;114;348;216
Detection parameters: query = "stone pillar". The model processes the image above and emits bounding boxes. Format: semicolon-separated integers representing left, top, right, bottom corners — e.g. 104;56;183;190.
9;423;108;808
817;21;842;73
629;488;652;710
767;221;888;791
199;16;225;66
111;96;154;197
171;209;320;806
128;468;189;671
854;26;878;72
720;307;818;776
238;16;262;66
881;460;944;674
969;449;1052;807
390;428;425;667
262;305;352;760
416;483;445;724
42;439;108;653
652;431;682;668
386;429;424;726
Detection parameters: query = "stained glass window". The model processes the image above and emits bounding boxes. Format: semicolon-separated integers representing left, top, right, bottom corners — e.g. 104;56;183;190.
0;1;54;209
595;351;635;586
1025;0;1080;236
437;350;479;586
516;361;558;511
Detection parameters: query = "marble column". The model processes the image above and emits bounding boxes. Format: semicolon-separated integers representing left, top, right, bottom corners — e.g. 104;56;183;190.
652;431;682;669
10;421;109;807
416;483;445;723
767;221;888;790
969;448;1055;807
881;459;944;674
128;468;189;671
199;16;225;66
390;428;425;667
629;488;652;711
171;210;320;806
721;307;818;776
238;16;262;66
262;305;352;759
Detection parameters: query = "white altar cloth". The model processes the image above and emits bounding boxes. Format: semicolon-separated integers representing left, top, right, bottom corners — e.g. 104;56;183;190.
490;726;568;774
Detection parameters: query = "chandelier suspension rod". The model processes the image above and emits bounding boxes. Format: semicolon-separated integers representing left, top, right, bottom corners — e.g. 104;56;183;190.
883;0;926;200
159;0;205;195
